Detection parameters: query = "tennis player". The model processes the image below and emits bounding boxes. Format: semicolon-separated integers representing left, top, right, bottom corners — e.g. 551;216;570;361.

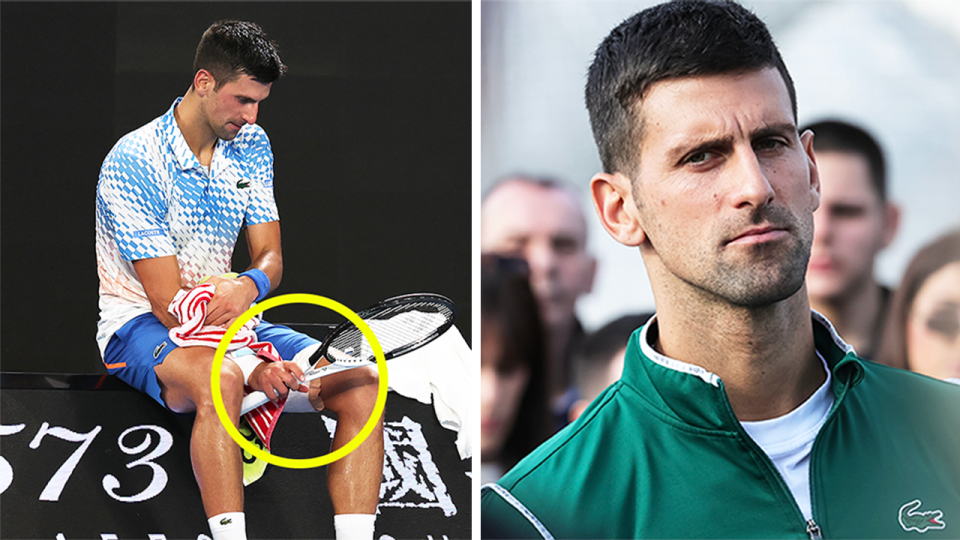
96;21;382;540
481;1;960;537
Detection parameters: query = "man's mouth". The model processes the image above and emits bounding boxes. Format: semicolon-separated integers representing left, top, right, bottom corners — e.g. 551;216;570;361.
807;256;834;272
727;225;788;245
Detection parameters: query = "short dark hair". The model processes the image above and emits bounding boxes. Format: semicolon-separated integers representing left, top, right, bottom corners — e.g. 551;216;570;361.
801;119;888;201
585;0;796;176
194;20;287;89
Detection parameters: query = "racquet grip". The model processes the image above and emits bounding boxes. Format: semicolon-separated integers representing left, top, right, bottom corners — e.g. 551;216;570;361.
240;361;362;415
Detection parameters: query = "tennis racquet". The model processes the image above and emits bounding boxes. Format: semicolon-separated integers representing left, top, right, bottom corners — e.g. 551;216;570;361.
240;293;455;414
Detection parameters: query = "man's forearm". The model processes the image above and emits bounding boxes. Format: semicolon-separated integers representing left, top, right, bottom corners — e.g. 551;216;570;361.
153;300;184;328
243;220;283;297
133;255;188;328
236;252;281;305
246;249;282;294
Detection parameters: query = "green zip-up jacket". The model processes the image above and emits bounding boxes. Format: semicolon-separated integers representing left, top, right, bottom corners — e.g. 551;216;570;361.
481;313;960;539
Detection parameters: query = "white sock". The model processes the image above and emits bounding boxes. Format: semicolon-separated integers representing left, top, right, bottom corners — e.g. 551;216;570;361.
334;513;376;540
208;512;246;540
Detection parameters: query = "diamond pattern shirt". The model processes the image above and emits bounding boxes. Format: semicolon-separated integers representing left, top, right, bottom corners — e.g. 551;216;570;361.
95;98;279;357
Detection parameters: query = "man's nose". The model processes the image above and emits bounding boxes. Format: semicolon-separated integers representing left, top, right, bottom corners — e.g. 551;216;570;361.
524;242;558;278
731;148;775;209
242;103;259;125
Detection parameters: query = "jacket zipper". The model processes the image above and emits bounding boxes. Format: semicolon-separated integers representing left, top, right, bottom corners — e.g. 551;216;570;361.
718;381;829;538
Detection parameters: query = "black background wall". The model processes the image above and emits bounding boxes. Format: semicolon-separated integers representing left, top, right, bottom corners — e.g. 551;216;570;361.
1;2;472;373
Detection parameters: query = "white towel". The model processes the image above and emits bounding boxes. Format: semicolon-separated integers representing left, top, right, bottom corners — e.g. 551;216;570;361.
385;328;473;459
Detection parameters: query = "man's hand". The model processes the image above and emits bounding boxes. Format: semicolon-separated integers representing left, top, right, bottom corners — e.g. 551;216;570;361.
203;274;259;328
249;360;308;403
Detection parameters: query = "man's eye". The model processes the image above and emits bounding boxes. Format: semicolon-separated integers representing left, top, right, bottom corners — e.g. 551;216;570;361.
552;237;579;254
831;206;865;219
687;151;711;164
755;139;784;151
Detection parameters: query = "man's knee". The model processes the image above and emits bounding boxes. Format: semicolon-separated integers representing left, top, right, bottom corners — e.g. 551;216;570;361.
354;365;380;387
346;365;380;401
226;356;246;390
322;365;380;415
159;347;245;411
202;355;245;408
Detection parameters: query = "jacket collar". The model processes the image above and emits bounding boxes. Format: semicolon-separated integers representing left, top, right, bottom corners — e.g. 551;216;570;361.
622;310;864;431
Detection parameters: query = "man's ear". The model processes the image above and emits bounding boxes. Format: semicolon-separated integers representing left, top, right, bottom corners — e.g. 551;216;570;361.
881;202;900;249
193;69;216;97
582;255;598;295
590;172;646;247
800;129;821;212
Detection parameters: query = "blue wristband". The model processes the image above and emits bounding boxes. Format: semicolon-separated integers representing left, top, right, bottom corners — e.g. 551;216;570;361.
239;269;271;302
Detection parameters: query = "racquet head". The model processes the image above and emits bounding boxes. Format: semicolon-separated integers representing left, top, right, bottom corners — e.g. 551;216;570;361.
307;293;455;368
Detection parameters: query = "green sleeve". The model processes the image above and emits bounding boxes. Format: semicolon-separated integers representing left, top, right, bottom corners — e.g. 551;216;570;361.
481;484;553;539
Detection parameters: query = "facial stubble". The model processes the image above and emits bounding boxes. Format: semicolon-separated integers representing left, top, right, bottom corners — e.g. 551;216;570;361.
641;197;814;310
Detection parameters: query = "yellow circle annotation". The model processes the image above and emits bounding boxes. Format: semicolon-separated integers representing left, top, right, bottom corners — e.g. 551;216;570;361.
210;293;388;469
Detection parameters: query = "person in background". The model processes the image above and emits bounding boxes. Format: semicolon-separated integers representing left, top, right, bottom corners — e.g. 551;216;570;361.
802;120;899;359
481;175;597;427
567;312;653;423
877;229;960;382
480;254;553;483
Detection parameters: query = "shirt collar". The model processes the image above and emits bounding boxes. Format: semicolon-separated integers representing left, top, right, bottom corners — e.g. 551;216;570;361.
623;310;864;430
159;97;236;174
157;97;197;172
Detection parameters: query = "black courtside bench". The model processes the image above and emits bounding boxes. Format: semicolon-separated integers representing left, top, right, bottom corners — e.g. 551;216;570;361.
0;372;470;539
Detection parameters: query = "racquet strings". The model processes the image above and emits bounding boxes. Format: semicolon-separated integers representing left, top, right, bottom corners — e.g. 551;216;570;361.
326;300;453;364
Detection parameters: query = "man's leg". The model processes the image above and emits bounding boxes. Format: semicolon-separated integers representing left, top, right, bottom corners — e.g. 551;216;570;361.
256;321;385;538
106;314;248;539
154;346;247;537
318;365;383;540
320;365;384;513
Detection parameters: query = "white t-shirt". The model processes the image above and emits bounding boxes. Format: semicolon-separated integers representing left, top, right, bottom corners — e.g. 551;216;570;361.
640;316;836;522
741;353;834;522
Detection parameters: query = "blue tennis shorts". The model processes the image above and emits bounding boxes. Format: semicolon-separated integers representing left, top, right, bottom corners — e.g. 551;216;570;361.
104;313;319;409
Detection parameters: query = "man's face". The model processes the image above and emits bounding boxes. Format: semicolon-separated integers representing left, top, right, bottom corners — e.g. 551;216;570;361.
622;68;820;308
807;151;894;301
200;73;272;141
481;181;596;329
480;318;530;460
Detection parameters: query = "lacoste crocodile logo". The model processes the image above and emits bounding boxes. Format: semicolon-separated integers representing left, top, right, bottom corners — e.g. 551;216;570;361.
153;341;168;359
237;180;250;189
220;517;232;526
899;499;946;533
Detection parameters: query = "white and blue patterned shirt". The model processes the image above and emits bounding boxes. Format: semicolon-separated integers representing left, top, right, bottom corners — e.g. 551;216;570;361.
95;98;280;358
